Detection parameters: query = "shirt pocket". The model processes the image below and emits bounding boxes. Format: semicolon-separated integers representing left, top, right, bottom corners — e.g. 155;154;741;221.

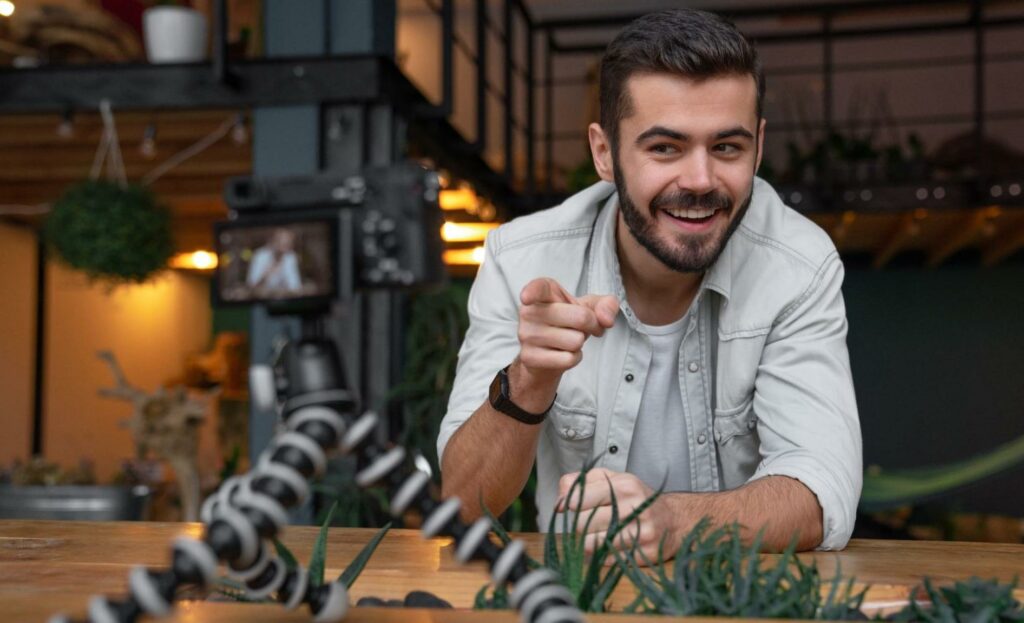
546;401;597;474
713;397;761;490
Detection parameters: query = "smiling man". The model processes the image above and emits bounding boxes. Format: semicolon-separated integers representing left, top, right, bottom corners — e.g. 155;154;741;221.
437;9;862;558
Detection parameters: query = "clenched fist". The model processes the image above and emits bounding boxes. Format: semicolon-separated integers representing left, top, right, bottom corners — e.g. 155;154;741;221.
516;277;619;378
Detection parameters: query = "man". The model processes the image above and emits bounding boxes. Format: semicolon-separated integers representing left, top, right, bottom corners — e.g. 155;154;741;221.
437;9;862;558
247;228;302;295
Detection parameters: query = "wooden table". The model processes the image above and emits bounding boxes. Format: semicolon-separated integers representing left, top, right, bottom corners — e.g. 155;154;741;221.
1;520;1021;622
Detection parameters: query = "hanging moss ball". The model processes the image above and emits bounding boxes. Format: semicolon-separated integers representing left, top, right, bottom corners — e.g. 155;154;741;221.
45;181;174;284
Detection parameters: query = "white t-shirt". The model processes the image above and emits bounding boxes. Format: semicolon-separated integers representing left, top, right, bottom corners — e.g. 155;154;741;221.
625;310;692;493
247;248;301;291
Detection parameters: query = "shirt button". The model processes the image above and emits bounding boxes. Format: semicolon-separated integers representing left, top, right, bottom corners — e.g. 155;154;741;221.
688;361;699;373
697;433;707;444
747;419;756;430
624;373;634;382
608;445;619;454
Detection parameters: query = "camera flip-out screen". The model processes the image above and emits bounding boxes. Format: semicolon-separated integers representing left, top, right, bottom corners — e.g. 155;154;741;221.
214;218;337;305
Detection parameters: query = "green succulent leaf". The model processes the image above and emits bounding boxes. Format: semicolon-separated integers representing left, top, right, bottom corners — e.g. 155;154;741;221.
338;522;392;588
308;500;338;587
273;538;298;570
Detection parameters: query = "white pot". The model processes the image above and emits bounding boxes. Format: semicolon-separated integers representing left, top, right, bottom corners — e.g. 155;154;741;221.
143;6;208;64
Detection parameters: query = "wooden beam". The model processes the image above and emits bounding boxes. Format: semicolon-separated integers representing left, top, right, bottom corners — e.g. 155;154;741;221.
927;206;1001;267
982;221;1024;266
830;210;857;245
873;208;927;269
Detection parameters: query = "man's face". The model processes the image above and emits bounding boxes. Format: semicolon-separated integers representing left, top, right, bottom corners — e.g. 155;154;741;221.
593;72;764;273
271;230;295;255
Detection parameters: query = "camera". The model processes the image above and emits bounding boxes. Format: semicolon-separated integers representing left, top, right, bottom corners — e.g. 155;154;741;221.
214;162;446;309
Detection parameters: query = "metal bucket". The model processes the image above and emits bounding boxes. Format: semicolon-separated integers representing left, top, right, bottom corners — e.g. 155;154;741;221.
0;485;151;521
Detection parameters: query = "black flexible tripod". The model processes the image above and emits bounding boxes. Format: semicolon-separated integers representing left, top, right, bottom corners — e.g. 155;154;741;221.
48;330;583;623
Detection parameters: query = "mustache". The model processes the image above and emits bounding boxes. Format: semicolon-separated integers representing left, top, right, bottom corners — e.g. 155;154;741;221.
650;190;732;212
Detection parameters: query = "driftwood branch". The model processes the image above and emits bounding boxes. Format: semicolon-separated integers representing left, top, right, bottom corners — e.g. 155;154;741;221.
97;350;146;403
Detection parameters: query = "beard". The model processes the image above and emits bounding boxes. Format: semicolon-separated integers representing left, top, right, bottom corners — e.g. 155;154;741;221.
613;161;753;274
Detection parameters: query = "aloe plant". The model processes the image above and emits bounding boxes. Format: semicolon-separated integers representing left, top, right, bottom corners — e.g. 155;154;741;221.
476;457;661;613
215;501;392;601
619;520;865;618
890;576;1023;623
618;518;867;619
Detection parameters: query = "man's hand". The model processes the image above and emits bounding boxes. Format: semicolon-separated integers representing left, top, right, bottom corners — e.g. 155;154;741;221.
557;468;682;563
556;470;826;563
517;277;619;379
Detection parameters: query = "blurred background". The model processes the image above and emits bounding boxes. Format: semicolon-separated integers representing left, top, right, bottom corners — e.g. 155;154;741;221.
0;0;1022;542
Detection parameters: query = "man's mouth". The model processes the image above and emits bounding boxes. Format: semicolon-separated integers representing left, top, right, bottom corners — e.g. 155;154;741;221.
661;206;724;225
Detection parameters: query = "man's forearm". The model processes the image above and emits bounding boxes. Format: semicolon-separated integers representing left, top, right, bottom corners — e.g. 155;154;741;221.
440;402;540;520
440;361;559;520
663;475;823;551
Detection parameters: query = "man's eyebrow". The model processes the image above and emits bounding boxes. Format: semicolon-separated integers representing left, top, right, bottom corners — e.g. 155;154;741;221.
634;125;755;144
635;126;688;144
715;127;755;140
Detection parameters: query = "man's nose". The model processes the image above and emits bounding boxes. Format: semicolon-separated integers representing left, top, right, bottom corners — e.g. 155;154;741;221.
676;151;715;195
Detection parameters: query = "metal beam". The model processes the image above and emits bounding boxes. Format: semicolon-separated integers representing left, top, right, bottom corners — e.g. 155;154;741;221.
548;16;1024;53
535;0;974;30
0;57;385;113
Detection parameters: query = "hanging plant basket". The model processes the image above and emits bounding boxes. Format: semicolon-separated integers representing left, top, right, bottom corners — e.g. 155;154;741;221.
45;180;174;284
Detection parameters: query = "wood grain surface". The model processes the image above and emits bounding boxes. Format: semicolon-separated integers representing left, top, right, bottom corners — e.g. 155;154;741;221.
1;520;1021;622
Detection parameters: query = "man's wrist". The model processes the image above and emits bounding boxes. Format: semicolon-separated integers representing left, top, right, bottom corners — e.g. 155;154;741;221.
507;358;560;415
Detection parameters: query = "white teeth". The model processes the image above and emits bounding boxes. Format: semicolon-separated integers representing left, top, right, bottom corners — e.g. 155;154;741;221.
665;207;718;219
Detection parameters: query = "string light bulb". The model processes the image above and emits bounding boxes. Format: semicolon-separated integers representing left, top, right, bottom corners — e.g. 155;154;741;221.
56;108;74;139
139;123;157;158
0;1;15;18
231;113;248;144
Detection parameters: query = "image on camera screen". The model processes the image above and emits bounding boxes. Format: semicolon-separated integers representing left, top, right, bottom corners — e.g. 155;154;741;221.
216;220;335;304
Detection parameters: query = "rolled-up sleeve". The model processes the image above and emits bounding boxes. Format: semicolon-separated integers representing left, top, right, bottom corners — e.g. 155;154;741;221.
749;253;863;550
436;231;522;468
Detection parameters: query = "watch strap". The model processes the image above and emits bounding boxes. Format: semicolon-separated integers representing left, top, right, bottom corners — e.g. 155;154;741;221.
489;365;552;425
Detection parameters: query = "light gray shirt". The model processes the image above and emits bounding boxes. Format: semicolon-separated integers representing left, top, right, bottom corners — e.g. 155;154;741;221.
626;311;692;493
438;179;863;550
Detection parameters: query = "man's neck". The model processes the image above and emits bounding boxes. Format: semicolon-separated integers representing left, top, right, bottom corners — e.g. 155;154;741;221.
616;214;702;326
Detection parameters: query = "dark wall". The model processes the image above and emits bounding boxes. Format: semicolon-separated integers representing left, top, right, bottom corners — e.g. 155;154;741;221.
843;263;1024;516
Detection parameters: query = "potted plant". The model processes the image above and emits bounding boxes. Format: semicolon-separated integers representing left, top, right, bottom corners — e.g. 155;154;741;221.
0;457;151;521
45;180;173;284
143;1;207;64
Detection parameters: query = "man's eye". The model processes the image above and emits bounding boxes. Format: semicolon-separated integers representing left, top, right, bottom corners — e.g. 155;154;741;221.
714;143;741;154
650;144;677;155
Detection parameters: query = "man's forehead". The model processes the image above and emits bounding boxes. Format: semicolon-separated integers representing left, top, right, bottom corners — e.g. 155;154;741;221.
621;71;758;128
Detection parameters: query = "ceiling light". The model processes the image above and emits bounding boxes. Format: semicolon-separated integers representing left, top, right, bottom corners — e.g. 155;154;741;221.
441;221;498;243
442;246;486;266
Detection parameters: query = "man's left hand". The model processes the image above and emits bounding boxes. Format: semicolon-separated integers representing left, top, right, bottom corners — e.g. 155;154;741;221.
556;468;682;564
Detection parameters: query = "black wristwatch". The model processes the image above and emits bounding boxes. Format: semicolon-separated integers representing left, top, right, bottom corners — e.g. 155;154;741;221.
488;365;553;425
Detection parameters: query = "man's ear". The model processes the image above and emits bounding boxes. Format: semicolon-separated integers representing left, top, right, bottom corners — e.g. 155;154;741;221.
588;123;615;183
754;117;767;174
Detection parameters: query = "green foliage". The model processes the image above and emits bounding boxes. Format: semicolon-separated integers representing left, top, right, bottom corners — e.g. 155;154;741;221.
476;457;660;613
45;181;173;284
308;501;338;586
890;576;1023;623
337;521;393;589
387;283;470;480
566;159;600;194
619;518;866;619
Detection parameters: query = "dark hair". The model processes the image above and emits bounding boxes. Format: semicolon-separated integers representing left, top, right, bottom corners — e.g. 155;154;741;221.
599;9;765;150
